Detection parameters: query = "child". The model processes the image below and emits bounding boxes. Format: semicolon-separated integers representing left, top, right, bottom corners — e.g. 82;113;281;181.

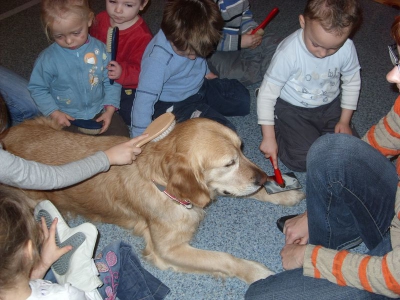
130;0;250;137
207;0;281;86
90;0;153;126
0;187;170;300
257;0;362;172
28;0;129;137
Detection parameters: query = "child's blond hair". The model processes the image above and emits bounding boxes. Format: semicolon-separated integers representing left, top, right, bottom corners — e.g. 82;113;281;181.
0;187;42;290
41;0;94;41
304;0;362;36
161;0;224;58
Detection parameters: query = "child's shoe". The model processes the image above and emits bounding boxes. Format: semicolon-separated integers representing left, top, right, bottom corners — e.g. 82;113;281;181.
34;200;103;293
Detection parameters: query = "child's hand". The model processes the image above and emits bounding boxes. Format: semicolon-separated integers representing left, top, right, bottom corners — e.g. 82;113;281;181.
104;134;149;165
334;121;352;135
96;106;115;134
205;72;218;80
31;217;72;279
260;136;278;167
260;125;278;167
241;32;262;49
50;110;75;127
107;61;122;80
284;212;309;245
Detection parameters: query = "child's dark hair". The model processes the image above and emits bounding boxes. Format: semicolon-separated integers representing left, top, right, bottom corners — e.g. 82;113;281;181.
391;16;400;45
41;0;94;41
304;0;362;36
0;187;42;290
161;0;224;58
0;94;9;134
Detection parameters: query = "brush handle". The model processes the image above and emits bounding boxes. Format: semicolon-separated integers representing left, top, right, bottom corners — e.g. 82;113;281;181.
269;157;284;186
110;27;119;85
251;7;279;35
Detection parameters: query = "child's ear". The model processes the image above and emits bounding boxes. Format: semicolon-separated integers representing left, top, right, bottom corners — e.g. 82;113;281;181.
25;240;34;261
299;15;305;29
88;12;95;27
140;0;149;11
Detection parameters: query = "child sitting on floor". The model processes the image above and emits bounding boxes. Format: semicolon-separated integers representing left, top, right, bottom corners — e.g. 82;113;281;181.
130;0;250;137
28;0;128;136
90;0;153;126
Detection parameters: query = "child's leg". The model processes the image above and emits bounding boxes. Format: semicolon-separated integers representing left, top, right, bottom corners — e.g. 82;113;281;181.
153;92;237;132
118;88;136;126
207;33;281;86
95;241;170;300
275;99;327;172
203;78;250;116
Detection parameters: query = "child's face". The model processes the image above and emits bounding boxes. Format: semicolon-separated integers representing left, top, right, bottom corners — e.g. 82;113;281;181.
170;43;197;60
387;44;400;91
51;14;92;50
106;0;147;29
299;15;350;59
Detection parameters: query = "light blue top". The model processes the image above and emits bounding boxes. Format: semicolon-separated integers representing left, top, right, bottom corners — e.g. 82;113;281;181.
130;30;209;137
28;36;121;119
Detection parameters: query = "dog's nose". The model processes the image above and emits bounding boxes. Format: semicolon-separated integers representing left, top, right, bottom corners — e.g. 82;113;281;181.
254;170;268;186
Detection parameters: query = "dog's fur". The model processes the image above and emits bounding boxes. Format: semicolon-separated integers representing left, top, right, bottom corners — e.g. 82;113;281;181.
2;117;304;283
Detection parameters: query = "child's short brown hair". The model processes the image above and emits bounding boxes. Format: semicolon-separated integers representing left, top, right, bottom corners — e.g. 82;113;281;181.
304;0;362;36
391;16;400;44
161;0;224;58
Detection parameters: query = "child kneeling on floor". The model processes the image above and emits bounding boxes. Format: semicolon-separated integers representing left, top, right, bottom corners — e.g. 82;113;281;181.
0;187;169;300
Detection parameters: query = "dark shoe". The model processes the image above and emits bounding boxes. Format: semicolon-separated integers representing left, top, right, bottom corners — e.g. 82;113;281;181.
276;214;299;233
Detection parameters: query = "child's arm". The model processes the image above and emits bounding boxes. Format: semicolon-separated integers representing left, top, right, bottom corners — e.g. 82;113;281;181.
216;1;258;51
257;80;282;168
28;54;61;117
336;71;361;134
31;217;72;279
0;135;148;189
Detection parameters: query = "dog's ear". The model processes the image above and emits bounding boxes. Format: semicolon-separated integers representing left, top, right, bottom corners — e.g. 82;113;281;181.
165;154;210;208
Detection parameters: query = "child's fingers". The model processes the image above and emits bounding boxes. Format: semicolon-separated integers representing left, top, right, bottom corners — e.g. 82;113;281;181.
41;217;50;237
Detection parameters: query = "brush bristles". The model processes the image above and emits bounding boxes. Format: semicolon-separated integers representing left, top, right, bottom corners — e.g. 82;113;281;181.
151;120;176;142
77;127;102;135
106;27;113;53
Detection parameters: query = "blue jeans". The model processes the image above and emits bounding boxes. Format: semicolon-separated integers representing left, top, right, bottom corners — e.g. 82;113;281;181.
45;241;170;300
153;78;250;132
245;134;397;299
0;66;40;126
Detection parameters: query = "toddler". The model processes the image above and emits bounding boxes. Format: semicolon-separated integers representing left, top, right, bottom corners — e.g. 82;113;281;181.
28;0;128;136
90;0;153;126
130;0;250;137
258;0;362;172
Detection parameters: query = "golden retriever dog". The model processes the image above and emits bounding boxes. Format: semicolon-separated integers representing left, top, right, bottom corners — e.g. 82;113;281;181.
2;117;304;284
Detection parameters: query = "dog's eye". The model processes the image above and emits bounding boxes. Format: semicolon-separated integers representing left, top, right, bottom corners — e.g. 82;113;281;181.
225;160;235;167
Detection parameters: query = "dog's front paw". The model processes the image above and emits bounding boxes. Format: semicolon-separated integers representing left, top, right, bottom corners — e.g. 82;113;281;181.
242;260;275;284
250;188;305;206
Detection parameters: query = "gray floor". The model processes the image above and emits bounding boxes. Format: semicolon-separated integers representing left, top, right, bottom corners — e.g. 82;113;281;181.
1;0;399;299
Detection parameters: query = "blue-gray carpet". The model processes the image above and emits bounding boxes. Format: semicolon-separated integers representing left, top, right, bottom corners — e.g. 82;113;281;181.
1;0;399;299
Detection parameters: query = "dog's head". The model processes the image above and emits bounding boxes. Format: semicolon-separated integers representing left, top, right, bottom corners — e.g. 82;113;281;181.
146;118;268;208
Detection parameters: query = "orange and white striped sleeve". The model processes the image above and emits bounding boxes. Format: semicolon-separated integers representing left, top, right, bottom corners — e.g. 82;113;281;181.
302;243;400;298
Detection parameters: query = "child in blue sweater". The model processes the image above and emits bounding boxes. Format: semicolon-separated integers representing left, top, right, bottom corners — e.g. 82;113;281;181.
130;0;250;137
28;0;128;136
